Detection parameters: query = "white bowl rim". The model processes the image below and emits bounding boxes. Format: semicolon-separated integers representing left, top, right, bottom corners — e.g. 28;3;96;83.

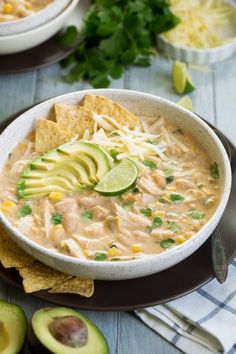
0;0;71;28
0;0;78;39
0;88;232;272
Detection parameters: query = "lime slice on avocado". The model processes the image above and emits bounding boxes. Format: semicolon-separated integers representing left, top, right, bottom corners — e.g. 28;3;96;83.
173;60;195;94
95;159;138;196
177;96;193;111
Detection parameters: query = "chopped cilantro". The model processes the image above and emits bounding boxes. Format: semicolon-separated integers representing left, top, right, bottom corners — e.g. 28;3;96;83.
95;253;107;261
81;210;93;221
59;1;179;87
16;180;26;199
109;149;120;161
170;193;185;202
122;202;134;211
140;208;152;217
210;162;219;180
168;222;179;232
149;216;163;231
17;205;32;218
160;238;175;249
143;159;157;170
188;210;205;220
51;212;63;225
166;176;174;184
8;153;12;159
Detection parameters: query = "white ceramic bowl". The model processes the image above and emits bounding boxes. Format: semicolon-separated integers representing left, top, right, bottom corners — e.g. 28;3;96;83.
157;0;236;65
0;89;232;280
0;0;71;36
0;0;79;55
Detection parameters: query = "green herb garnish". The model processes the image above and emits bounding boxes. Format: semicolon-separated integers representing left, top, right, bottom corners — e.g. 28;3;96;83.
95;253;107;261
133;187;140;194
81;210;93;221
59;1;179;87
8;153;12;159
168;222;179;232
166;176;174;184
160;238;175;249
16;179;26;199
51;212;63;225
170;193;185;202
140;208;152;217
188;210;205;220
109;149;120;161
149;216;163;231
17;205;32;218
122;202;134;211
143;159;157;170
210;162;219;180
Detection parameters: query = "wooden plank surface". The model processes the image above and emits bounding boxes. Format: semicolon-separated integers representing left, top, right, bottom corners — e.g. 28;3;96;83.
0;49;236;354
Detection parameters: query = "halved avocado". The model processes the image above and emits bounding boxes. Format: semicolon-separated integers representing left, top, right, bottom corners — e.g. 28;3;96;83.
0;300;27;354
29;307;109;354
17;142;110;199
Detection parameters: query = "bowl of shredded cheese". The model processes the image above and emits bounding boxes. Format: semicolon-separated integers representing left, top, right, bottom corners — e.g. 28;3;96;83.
157;0;236;65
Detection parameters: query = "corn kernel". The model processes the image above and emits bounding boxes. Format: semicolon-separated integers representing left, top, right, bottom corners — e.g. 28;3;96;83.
108;247;118;257
83;250;89;257
153;210;165;217
166;186;176;192
24;2;32;10
1;201;15;214
184;231;194;239
48;192;63;202
182;219;188;224
176;235;186;244
132;244;142;253
3;3;13;14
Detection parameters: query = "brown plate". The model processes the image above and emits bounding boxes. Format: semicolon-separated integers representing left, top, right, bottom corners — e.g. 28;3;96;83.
0;108;235;311
0;33;75;75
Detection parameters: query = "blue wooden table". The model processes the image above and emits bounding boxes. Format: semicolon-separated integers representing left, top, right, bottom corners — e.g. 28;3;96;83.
0;51;236;354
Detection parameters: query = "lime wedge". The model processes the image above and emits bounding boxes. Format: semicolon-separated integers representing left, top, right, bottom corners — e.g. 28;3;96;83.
95;159;138;196
173;60;195;94
177;96;193;111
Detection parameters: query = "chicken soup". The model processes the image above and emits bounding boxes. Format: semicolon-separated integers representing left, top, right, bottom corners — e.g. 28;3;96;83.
0;0;54;23
0;95;221;261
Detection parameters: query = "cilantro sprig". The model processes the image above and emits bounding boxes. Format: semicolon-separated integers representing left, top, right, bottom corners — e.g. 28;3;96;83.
59;1;179;87
17;205;32;218
51;212;63;225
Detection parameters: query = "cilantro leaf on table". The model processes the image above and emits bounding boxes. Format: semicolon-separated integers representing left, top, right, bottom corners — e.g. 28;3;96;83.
59;0;179;87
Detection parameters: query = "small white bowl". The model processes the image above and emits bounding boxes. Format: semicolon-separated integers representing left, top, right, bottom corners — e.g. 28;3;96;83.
0;0;71;36
0;0;79;55
157;0;236;65
0;89;232;280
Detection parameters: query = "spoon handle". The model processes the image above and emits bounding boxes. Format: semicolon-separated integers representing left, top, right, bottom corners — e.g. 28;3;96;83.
211;226;228;284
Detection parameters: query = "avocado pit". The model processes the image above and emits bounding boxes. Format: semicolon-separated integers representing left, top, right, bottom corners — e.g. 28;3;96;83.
49;316;88;348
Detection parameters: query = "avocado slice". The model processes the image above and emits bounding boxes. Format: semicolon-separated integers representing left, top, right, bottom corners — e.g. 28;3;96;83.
17;142;110;199
29;307;109;354
0;300;27;354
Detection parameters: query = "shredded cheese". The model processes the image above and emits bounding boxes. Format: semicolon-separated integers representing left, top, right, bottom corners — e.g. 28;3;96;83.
163;0;236;48
89;113;169;162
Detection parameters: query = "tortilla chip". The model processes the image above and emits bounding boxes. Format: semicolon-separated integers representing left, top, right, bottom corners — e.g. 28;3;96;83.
35;119;73;153
18;262;72;293
0;224;34;268
49;277;94;297
54;104;94;137
81;94;139;129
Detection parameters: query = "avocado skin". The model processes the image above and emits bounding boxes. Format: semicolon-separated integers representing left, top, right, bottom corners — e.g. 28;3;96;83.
28;307;109;354
0;300;28;354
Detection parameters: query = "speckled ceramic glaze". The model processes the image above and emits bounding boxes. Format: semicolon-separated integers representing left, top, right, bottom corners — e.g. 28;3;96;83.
0;0;71;36
0;0;79;55
0;89;232;280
